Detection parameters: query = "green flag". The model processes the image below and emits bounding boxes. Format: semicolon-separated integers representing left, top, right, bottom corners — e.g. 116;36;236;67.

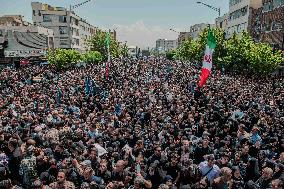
105;32;110;49
207;29;216;50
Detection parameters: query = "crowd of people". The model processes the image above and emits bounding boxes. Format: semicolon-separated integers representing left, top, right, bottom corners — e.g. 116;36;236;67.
0;58;283;189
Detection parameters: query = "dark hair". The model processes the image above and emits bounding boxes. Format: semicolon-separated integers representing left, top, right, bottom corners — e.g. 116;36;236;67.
8;139;18;148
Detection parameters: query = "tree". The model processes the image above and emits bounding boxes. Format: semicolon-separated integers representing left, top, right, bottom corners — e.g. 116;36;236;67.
176;28;284;75
87;30;121;61
120;43;129;58
47;49;82;70
83;51;103;64
166;50;176;60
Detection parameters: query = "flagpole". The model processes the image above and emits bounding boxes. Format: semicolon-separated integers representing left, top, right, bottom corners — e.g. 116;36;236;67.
108;29;111;62
107;45;110;62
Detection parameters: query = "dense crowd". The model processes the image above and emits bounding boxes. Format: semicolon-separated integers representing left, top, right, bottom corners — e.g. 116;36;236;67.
0;58;283;189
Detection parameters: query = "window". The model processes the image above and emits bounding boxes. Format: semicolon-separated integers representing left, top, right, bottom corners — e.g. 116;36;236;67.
59;26;68;34
271;22;282;31
60;40;69;46
263;1;273;12
59;16;67;23
229;6;248;20
38;11;41;16
263;20;272;32
43;14;52;22
33;10;36;16
237;23;246;33
72;39;79;46
229;0;242;6
273;0;284;8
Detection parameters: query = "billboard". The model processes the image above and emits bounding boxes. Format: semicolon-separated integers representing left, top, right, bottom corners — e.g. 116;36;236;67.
4;50;46;57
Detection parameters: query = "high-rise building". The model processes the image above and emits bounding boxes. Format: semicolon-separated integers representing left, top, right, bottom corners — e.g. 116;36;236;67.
31;2;96;51
227;0;262;38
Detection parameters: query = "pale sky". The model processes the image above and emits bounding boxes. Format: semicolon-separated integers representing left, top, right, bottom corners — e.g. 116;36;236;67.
0;0;229;48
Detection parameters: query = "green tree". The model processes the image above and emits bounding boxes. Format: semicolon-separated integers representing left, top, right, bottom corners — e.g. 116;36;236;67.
176;28;283;75
120;43;129;58
47;49;82;70
87;30;121;61
166;50;176;60
83;51;103;64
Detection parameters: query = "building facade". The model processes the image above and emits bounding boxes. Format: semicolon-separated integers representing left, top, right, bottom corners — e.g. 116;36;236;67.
215;14;229;34
0;25;54;59
156;39;177;53
31;2;96;52
189;23;208;40
251;0;284;49
0;15;31;27
227;0;262;37
177;32;191;47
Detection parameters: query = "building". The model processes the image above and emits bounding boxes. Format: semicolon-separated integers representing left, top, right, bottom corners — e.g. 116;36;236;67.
31;2;96;52
215;14;229;32
250;0;284;50
227;0;262;38
0;15;31;27
156;39;177;53
177;32;191;47
189;23;209;40
0;24;54;64
110;29;117;42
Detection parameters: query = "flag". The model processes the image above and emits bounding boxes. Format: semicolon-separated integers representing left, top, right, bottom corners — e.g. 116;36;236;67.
105;32;111;62
198;29;216;88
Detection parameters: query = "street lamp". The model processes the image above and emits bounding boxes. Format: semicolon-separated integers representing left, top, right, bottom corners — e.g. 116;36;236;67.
197;1;220;17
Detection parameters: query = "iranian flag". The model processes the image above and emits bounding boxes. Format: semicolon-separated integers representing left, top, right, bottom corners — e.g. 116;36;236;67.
198;29;216;88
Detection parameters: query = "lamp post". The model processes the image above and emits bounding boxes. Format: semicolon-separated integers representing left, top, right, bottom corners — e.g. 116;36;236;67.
197;1;221;17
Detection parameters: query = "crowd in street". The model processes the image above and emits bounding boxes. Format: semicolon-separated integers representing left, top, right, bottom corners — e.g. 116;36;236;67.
0;58;283;189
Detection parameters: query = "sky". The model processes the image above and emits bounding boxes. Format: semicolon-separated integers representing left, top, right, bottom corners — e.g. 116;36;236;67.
0;0;229;48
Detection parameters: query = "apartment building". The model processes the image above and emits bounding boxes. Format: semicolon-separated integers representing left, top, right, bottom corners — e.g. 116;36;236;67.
215;14;229;33
227;0;262;37
31;2;96;52
177;32;191;47
251;0;284;49
156;39;177;52
189;23;209;40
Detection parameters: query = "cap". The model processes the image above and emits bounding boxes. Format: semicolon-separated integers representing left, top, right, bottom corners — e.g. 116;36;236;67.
164;175;173;182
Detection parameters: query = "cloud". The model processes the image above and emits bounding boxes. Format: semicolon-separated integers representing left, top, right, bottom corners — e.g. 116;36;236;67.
113;20;178;49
